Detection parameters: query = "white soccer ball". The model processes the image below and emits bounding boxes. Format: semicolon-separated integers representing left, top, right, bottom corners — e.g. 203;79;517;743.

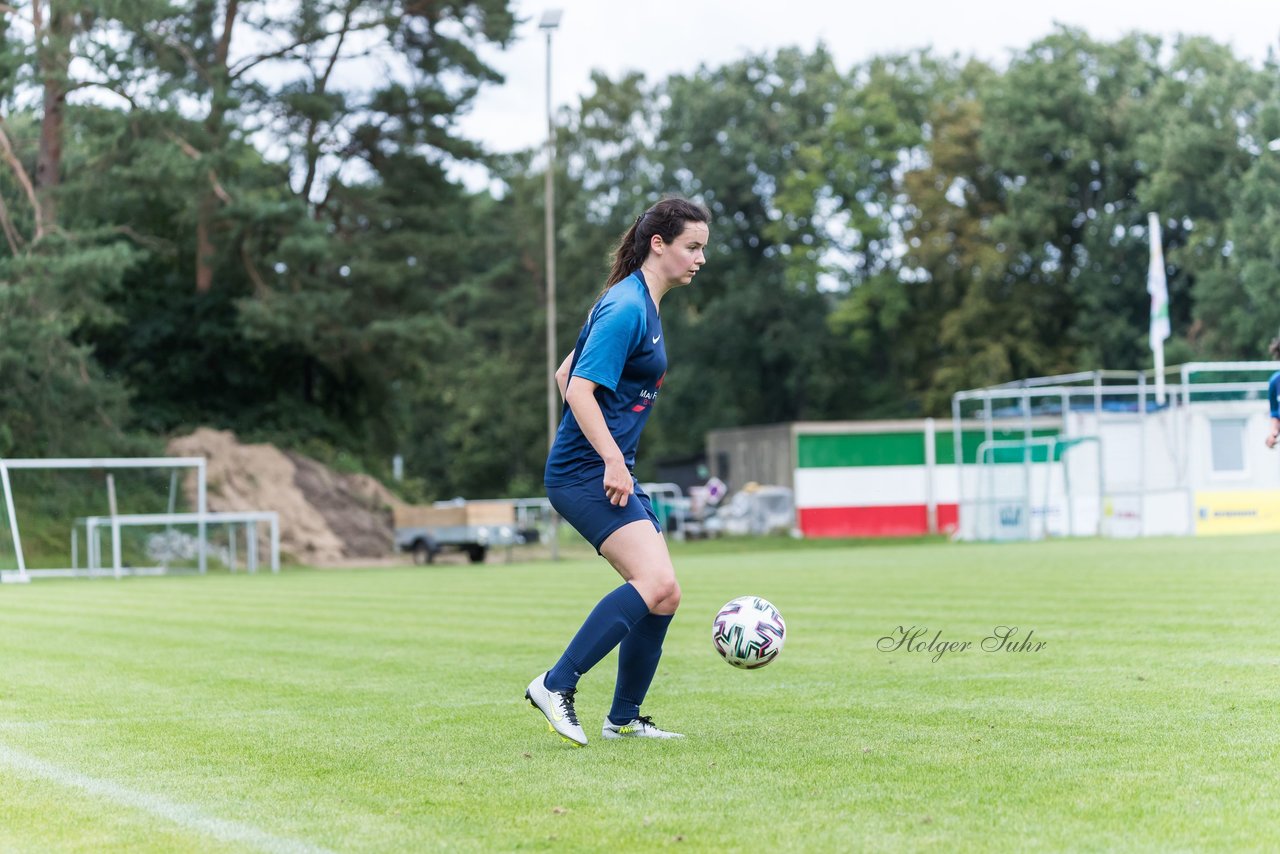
712;596;786;669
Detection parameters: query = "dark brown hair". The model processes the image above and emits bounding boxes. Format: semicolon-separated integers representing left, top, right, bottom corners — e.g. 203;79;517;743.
1270;336;1280;360
604;196;710;288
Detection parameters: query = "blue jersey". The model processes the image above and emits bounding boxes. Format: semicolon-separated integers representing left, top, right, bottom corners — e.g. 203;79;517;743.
1269;371;1280;418
544;272;667;487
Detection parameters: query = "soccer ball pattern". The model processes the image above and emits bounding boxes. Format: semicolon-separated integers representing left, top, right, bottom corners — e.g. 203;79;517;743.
712;596;786;668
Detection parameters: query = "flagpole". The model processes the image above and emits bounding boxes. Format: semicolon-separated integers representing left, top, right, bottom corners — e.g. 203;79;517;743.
1153;326;1166;405
1147;212;1171;405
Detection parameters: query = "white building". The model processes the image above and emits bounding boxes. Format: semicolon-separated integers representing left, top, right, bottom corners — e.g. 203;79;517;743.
952;362;1280;539
704;362;1280;541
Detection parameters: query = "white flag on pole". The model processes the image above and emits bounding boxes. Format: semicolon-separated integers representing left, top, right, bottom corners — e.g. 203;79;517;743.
1147;212;1170;403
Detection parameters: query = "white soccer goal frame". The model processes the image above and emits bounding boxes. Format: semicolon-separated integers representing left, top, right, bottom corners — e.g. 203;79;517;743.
967;435;1104;541
75;511;281;578
0;457;207;583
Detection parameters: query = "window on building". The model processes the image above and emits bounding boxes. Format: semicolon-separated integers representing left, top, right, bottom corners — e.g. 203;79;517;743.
1209;418;1246;473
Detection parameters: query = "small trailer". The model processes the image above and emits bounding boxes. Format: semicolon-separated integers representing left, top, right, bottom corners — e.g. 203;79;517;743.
393;501;520;564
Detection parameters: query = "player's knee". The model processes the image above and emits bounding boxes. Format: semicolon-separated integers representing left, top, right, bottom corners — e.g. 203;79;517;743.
650;577;680;611
664;580;682;612
649;583;682;616
634;575;679;611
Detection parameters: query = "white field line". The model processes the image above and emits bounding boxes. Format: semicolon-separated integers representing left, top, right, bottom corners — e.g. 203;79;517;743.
0;697;509;731
0;743;336;854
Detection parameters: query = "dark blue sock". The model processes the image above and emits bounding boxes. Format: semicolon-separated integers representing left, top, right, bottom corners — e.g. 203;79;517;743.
609;612;674;725
545;583;650;692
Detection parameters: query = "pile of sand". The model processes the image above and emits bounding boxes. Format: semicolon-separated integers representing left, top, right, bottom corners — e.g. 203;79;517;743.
165;428;404;565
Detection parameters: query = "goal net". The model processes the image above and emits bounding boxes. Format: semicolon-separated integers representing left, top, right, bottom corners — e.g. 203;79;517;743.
965;436;1103;541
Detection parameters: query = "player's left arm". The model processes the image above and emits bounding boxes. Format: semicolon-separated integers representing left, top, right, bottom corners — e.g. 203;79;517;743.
1268;374;1280;448
555;350;575;401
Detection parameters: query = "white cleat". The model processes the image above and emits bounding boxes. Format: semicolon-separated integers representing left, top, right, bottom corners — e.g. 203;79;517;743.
525;672;587;747
601;715;684;740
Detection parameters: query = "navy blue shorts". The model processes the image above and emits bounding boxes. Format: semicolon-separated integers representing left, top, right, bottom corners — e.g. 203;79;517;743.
546;474;661;553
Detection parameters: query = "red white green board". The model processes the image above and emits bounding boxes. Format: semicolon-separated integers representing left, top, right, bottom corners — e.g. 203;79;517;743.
794;423;1058;537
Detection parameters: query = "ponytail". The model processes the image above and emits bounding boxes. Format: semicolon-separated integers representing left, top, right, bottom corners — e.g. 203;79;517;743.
605;218;646;287
601;196;710;296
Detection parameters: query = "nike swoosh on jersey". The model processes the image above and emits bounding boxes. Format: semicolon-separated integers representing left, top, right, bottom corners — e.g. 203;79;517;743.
652;335;661;344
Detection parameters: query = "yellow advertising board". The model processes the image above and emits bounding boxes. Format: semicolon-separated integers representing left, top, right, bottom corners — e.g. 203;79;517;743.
1194;490;1280;536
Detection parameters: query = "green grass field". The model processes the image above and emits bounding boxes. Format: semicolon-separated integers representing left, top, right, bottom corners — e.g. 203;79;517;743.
1;535;1278;852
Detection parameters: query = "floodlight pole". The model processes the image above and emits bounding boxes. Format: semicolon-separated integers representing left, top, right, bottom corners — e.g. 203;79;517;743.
541;9;562;560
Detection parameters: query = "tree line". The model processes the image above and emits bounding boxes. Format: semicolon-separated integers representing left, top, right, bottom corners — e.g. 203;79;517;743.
3;4;1279;498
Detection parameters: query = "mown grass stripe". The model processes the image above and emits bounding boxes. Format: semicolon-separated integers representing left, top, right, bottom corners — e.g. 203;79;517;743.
0;743;334;854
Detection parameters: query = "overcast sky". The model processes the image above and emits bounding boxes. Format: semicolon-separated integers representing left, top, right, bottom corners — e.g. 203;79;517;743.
455;0;1280;159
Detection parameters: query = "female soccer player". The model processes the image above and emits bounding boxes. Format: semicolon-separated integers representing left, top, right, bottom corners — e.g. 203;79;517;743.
526;197;710;746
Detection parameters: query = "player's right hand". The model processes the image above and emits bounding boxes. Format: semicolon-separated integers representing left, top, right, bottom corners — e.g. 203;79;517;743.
603;459;633;507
